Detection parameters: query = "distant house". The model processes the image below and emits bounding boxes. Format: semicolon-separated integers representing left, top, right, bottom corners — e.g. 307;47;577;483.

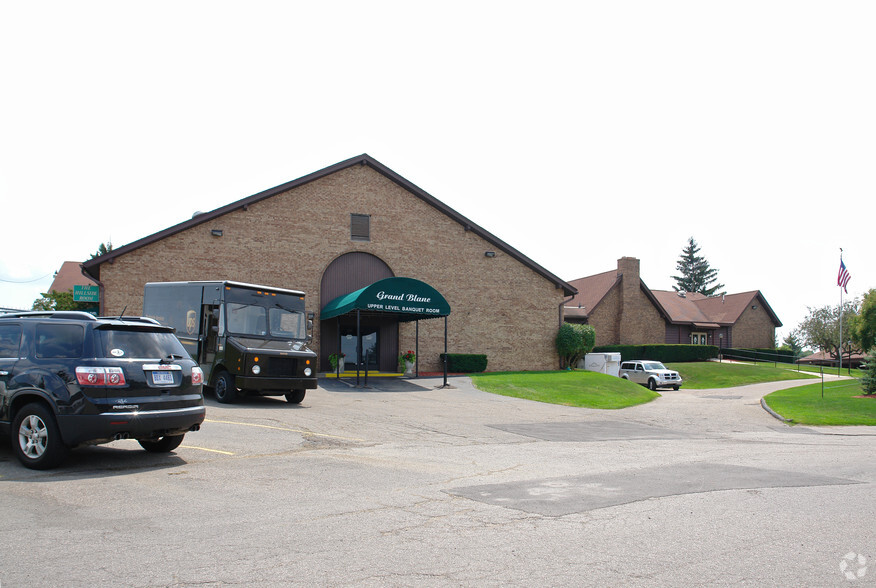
49;261;98;294
565;257;781;349
798;350;866;369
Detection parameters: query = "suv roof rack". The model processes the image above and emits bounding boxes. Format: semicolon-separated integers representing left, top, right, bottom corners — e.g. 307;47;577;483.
0;311;98;320
97;316;162;325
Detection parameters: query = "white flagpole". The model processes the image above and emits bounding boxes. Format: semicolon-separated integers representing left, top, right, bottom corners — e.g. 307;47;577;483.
838;248;843;376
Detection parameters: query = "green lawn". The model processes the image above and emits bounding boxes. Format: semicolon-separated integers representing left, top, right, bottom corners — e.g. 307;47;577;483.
763;380;876;426
666;361;818;389
468;362;875;425
470;370;659;409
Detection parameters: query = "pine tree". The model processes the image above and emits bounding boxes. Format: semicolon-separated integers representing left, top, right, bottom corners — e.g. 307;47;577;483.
89;241;113;260
672;237;725;296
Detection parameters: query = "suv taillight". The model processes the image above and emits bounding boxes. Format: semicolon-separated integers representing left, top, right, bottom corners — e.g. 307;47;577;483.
191;366;204;386
76;366;127;386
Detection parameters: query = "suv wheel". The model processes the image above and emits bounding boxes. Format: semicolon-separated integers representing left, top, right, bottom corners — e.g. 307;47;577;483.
285;389;306;404
12;403;70;470
138;435;185;453
214;370;237;404
648;379;658;391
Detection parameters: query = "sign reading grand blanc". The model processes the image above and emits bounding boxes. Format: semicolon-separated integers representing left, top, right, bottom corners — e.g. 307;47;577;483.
368;290;442;314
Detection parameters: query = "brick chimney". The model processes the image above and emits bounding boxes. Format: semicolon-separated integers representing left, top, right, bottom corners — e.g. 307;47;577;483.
617;257;641;344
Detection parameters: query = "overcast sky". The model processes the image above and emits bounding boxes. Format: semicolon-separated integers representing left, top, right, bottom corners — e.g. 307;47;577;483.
1;1;873;342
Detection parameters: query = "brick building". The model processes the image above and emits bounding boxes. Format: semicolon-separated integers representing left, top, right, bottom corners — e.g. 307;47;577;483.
82;154;576;373
564;257;781;349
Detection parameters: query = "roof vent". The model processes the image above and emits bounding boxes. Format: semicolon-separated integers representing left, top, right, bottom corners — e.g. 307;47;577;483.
677;291;686;298
192;211;205;218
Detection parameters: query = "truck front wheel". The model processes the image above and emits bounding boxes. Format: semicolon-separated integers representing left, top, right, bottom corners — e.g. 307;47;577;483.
214;370;238;404
285;389;306;404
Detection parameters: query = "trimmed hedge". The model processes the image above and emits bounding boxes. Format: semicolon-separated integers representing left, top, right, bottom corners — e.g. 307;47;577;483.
439;353;488;373
592;344;718;363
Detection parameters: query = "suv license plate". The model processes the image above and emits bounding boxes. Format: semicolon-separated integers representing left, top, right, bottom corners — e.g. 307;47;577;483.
152;371;175;385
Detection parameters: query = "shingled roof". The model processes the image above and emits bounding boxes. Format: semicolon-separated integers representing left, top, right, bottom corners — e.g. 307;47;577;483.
567;260;782;328
566;269;620;318
49;261;98;293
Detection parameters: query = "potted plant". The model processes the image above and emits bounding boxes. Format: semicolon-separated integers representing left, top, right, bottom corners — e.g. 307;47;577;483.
329;352;345;373
398;350;416;375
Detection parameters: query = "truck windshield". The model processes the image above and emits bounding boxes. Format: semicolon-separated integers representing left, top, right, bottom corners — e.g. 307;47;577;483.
226;303;306;339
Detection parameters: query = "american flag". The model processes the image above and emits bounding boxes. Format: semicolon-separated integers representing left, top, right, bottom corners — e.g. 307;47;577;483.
837;259;851;293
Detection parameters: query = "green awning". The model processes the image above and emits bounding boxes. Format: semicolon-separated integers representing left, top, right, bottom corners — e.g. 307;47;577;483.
321;277;450;321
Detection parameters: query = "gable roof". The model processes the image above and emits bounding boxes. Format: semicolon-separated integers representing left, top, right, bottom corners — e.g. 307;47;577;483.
650;290;782;327
650;290;717;326
565;269;620;318
567;260;781;329
82;154;575;296
49;261;98;293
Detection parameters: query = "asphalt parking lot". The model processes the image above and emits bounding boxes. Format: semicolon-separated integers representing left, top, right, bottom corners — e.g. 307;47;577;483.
1;375;875;587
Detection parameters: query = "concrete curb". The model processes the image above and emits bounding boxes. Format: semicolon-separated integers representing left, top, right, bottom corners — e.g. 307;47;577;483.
761;397;792;422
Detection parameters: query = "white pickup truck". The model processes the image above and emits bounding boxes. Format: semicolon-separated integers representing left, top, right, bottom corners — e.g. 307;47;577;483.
618;360;683;391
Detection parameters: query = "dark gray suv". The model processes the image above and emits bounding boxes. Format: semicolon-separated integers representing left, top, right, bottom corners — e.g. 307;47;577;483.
0;311;205;469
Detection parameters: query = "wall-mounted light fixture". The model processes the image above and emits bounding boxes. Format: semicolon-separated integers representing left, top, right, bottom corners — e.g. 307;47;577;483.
485;251;496;258
751;305;758;310
211;229;223;237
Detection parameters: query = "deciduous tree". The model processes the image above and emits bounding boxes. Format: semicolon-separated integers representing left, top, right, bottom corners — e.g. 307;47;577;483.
797;300;862;364
851;289;876;352
32;289;95;312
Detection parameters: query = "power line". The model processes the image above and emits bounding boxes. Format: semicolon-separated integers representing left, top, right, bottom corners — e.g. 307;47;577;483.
0;273;53;284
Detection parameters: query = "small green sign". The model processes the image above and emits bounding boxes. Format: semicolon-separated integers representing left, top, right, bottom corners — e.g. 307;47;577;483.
73;285;100;302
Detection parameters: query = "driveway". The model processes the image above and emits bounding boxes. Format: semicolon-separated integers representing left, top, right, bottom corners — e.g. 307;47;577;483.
1;375;874;587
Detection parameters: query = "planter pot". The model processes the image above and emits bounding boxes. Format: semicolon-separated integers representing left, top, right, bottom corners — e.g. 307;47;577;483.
339;359;345;373
404;360;415;376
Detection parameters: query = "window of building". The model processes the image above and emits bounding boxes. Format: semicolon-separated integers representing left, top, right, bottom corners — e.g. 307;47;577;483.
351;214;370;241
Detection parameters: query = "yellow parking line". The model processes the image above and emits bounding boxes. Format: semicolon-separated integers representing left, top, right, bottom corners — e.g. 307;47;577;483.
181;445;235;455
204;418;364;442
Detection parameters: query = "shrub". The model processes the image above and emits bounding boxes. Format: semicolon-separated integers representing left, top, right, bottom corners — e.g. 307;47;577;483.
592;344;718;363
862;350;876;395
439;353;488;373
555;323;596;368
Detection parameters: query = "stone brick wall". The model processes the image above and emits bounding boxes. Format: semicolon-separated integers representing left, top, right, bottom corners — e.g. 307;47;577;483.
587;287;621;347
616;257;666;345
97;164;566;372
730;302;776;348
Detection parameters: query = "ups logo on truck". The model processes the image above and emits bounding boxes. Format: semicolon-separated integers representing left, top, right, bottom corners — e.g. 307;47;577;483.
186;310;197;335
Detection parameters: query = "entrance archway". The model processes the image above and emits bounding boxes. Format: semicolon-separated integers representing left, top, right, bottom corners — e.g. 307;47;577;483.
320;252;394;372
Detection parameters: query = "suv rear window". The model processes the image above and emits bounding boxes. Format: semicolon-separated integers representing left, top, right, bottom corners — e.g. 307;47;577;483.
36;324;85;358
97;328;188;359
0;324;21;357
